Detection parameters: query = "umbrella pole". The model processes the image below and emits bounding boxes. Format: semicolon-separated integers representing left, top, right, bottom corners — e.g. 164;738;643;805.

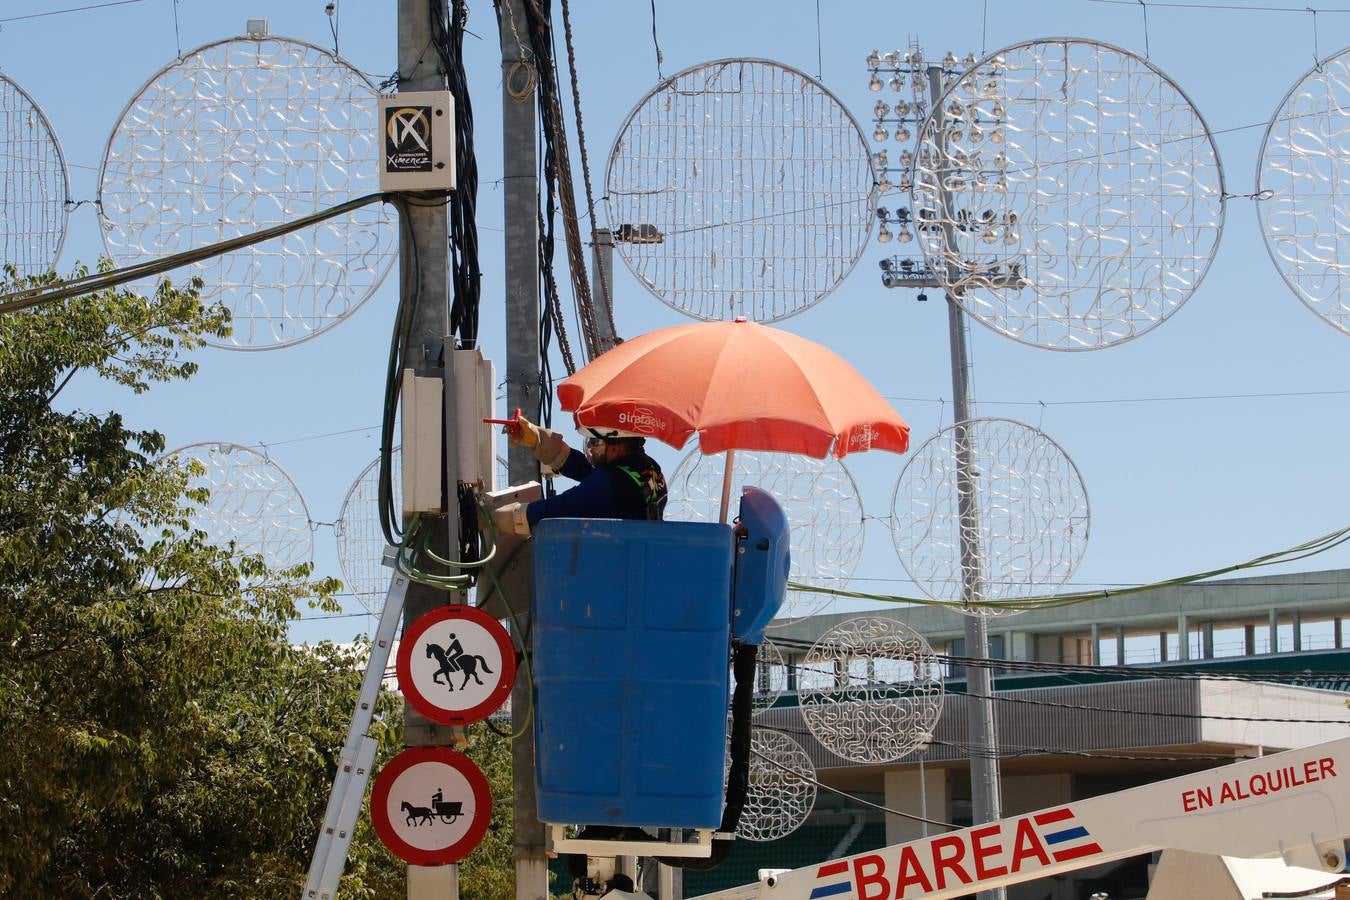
718;449;736;524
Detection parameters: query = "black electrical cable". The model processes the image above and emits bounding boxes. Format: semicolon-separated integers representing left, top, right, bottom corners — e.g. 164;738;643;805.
429;0;482;347
378;198;422;547
0;193;389;316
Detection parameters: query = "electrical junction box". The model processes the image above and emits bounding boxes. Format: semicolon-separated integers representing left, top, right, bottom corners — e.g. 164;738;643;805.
452;349;495;490
378;91;456;192
401;369;443;516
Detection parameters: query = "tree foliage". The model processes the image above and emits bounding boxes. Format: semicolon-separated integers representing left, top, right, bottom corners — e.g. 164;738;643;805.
0;268;412;897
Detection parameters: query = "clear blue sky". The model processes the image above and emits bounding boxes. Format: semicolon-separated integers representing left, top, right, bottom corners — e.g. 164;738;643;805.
9;0;1350;644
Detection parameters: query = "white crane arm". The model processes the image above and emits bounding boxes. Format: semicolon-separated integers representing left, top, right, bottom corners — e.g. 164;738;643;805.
691;736;1350;900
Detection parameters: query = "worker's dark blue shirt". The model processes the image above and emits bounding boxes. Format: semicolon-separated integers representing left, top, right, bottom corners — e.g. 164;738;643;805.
525;448;666;526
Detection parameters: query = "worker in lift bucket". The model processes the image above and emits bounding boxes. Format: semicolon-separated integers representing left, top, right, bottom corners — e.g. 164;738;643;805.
490;413;667;535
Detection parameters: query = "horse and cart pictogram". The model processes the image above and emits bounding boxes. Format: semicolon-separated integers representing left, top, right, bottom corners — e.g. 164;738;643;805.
400;788;464;827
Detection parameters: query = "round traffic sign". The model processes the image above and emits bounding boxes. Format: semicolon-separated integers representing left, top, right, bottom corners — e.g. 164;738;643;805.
370;746;492;865
396;604;516;725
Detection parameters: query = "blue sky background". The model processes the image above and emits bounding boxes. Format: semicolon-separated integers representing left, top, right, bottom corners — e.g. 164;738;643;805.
7;0;1350;646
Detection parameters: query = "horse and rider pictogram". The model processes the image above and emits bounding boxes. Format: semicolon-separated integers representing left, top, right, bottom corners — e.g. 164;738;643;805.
396;604;516;726
425;632;494;691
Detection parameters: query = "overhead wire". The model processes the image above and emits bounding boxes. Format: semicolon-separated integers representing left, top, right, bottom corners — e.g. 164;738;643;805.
0;192;391;316
0;0;143;25
786;520;1350;613
765;634;1350;689
751;742;959;830
524;0;603;362
559;0;619;344
1085;0;1350;11
882;387;1350;407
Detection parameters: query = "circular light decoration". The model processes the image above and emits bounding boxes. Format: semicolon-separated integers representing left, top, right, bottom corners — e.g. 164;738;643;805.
912;38;1224;350
752;639;788;718
336;450;401;613
798;616;943;765
167;442;313;569
99;35;396;349
665;448;863;620
1258;48;1350;336
891;418;1089;615
737;727;817;842
605;58;876;322
0;74;69;279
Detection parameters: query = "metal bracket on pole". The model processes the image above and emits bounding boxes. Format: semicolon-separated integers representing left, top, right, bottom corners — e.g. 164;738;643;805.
303;550;410;900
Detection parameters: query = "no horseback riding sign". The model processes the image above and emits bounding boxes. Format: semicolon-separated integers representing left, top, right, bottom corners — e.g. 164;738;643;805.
371;746;491;865
397;604;515;725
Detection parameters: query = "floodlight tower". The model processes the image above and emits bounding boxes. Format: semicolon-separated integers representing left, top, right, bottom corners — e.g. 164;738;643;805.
869;39;1223;900
869;47;1007;900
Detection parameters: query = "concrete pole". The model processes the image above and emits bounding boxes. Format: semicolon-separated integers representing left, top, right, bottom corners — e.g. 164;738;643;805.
592;227;618;352
398;1;460;896
497;3;547;899
928;63;1004;900
599;226;634;897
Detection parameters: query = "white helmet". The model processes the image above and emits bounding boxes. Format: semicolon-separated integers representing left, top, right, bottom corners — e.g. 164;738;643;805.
574;413;646;442
584;425;645;442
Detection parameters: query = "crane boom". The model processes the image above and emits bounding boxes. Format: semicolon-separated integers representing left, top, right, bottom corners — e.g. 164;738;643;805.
690;737;1350;900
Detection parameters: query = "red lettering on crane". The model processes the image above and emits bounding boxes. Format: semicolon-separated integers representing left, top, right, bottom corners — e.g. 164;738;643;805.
1320;757;1337;778
1010;817;1051;873
894;844;934;897
931;835;971;890
970;824;1009;879
852;854;890;900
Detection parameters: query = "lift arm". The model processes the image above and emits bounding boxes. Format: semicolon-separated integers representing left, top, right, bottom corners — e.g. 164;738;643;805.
692;737;1350;900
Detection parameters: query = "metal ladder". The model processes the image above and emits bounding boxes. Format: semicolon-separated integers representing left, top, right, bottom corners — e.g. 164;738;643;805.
303;549;409;900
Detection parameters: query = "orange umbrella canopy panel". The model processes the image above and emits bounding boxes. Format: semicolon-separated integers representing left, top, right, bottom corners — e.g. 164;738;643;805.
557;319;909;460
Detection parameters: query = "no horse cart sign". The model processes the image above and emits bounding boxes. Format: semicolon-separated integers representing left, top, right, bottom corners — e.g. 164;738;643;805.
397;604;515;725
370;746;491;865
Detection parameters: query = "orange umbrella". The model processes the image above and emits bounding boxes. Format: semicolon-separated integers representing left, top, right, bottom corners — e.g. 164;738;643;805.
558;319;908;519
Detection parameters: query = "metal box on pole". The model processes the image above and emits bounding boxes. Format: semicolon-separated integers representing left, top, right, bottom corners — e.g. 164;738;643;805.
378;90;456;192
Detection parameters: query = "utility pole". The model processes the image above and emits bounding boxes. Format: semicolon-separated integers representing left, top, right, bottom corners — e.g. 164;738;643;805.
398;0;461;897
927;62;1005;900
592;228;618;352
497;2;547;898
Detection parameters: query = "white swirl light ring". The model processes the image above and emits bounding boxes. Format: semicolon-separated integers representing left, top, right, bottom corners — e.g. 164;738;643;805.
167;441;313;569
911;37;1225;350
798;616;944;765
738;727;817;842
98;35;396;350
752;639;788;718
1258;46;1350;336
890;417;1089;616
605;57;877;323
335;449;402;612
665;448;865;599
0;73;70;279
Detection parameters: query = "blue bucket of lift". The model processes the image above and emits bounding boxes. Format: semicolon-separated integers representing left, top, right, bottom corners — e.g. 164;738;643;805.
531;517;734;828
530;488;789;830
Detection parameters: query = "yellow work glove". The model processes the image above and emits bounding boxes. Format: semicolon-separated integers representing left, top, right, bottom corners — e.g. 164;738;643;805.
505;413;570;471
507;412;541;449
